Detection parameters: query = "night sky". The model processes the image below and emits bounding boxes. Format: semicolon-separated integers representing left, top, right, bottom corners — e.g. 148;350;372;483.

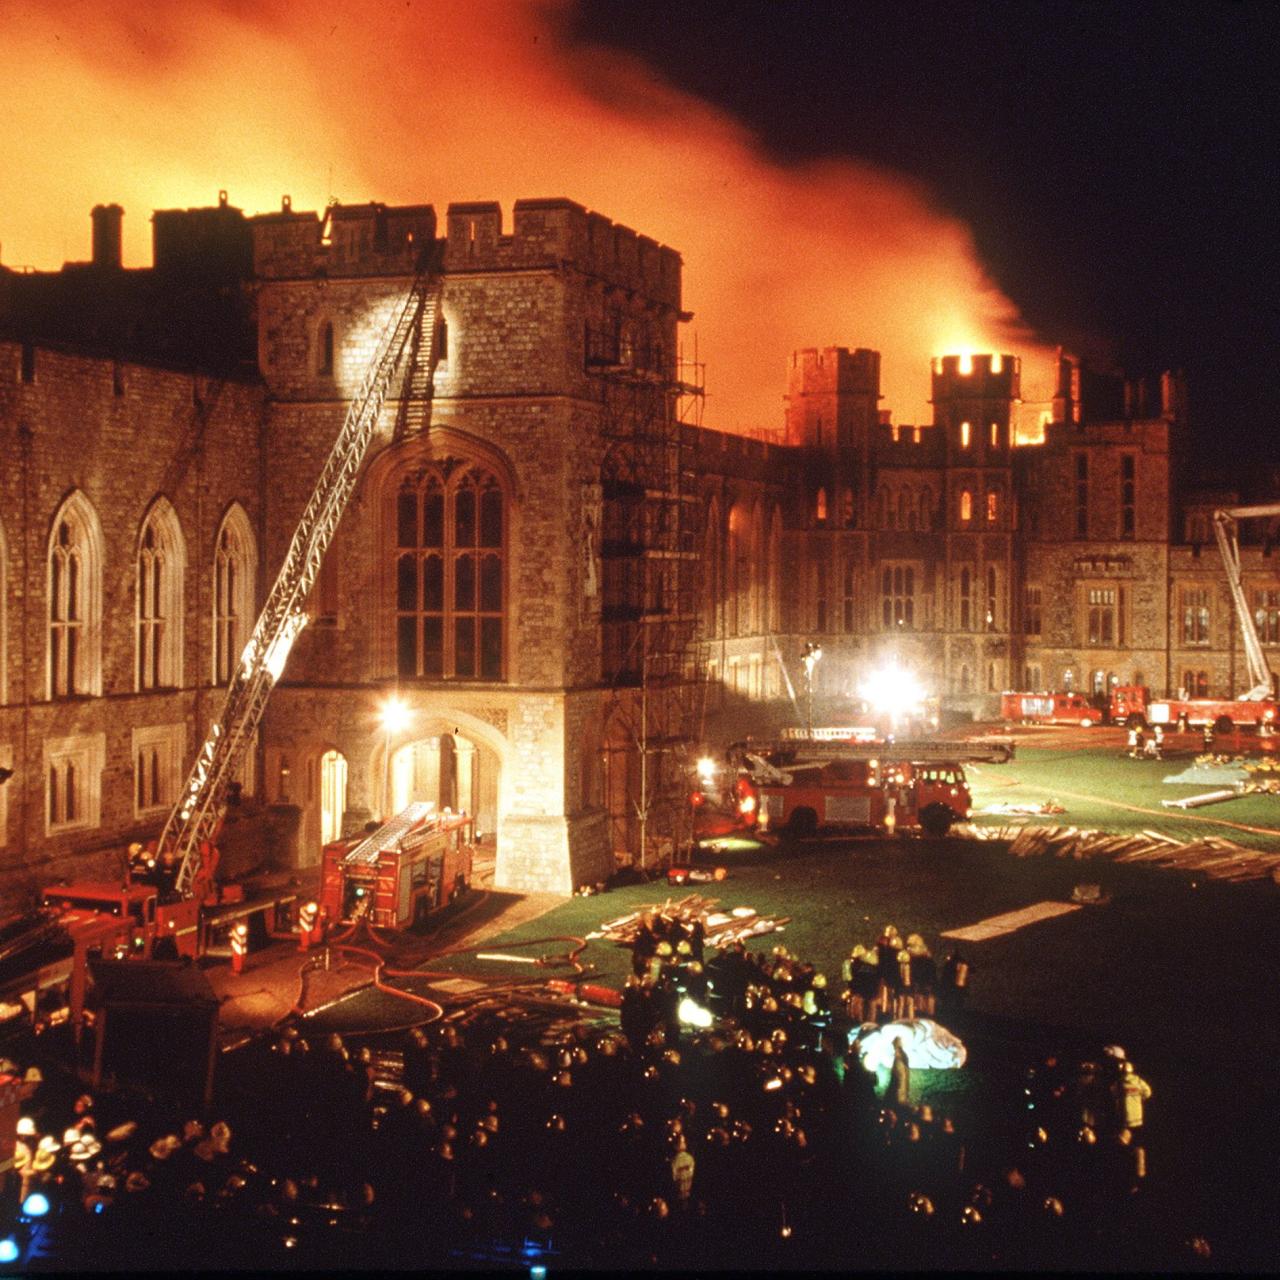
571;0;1280;472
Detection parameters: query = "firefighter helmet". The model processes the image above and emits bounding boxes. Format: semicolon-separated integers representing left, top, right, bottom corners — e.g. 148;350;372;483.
1042;1196;1065;1217
676;940;693;956
812;973;828;988
15;1116;35;1138
908;1191;934;1216
656;941;674;957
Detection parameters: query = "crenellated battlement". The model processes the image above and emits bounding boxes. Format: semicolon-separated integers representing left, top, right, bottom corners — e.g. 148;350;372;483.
249;196;681;307
787;346;881;397
931;352;1021;400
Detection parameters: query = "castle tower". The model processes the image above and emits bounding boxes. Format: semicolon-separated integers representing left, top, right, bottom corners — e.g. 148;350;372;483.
784;346;880;532
932;354;1020;709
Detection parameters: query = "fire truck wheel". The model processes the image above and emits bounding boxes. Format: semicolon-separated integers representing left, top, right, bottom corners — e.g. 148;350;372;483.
786;808;819;839
1213;715;1234;736
919;804;955;838
153;937;179;962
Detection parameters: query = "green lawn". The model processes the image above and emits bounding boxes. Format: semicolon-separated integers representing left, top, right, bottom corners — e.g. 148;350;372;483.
966;741;1280;849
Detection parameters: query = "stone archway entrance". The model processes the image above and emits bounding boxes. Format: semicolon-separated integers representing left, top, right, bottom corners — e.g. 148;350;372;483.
388;731;500;838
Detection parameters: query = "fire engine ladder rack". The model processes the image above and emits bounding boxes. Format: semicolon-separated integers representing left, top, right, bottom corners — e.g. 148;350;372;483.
1213;504;1280;701
159;264;444;900
733;737;1016;766
591;339;706;864
343;801;434;866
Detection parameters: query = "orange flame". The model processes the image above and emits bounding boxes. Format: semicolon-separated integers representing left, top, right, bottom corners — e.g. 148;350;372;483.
0;0;1056;429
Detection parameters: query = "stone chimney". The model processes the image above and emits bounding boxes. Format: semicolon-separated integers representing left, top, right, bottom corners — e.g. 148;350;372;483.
91;204;123;270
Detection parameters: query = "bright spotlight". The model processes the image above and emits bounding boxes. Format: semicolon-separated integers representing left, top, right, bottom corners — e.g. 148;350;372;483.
378;696;412;735
858;662;926;723
696;756;718;784
0;1238;19;1264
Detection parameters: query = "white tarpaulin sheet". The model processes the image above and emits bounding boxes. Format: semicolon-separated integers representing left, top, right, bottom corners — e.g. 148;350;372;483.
941;900;1080;942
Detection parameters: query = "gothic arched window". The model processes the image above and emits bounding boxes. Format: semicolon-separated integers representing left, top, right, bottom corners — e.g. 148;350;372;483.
48;492;103;699
213;505;256;686
136;499;185;691
395;463;505;680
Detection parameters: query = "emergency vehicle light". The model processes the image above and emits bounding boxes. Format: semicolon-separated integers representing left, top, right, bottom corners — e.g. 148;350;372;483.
0;1238;19;1263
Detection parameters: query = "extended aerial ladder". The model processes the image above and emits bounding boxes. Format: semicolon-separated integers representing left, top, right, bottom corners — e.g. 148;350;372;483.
1212;503;1280;702
156;259;443;901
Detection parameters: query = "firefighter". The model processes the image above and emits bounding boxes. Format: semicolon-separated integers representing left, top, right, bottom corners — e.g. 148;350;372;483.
670;1134;695;1207
1112;1060;1152;1130
1147;724;1164;759
894;947;914;1020
939;950;972;1020
888;1036;911;1111
297;900;319;952
230;922;249;975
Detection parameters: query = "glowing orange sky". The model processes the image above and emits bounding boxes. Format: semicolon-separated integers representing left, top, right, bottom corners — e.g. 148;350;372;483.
0;0;1057;429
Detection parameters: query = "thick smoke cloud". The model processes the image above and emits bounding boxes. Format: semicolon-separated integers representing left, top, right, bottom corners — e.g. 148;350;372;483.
0;0;1055;428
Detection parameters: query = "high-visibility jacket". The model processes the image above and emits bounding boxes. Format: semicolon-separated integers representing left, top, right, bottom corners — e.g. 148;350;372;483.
230;926;248;956
1115;1072;1152;1128
671;1149;695;1199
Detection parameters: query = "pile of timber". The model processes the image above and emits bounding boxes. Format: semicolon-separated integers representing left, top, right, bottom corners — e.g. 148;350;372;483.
952;822;1280;882
589;894;791;948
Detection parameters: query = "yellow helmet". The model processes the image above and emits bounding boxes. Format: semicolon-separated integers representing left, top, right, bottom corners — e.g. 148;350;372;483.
812;973;827;989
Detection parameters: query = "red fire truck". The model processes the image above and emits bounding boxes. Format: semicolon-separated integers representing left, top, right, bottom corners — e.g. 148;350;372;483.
740;756;971;838
1000;690;1101;727
320;802;475;929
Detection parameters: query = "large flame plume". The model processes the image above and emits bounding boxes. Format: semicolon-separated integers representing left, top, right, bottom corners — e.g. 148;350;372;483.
0;0;1056;428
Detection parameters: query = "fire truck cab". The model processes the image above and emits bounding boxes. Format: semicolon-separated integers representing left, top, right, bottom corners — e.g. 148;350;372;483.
40;881;200;961
321;803;475;930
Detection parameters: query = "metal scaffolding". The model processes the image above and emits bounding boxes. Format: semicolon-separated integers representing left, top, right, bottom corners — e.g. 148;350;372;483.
588;331;706;866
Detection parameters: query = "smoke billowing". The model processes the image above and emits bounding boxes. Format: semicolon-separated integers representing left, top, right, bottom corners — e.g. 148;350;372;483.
0;0;1056;427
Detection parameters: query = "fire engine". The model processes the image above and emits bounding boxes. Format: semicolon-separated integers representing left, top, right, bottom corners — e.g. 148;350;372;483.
725;735;1012;838
15;250;449;1032
320;802;474;929
1115;504;1280;734
1000;690;1101;728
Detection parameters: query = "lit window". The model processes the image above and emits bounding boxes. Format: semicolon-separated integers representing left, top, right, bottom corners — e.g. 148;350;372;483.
815;488;827;524
960;421;971;449
989;422;999;447
394;463;505;681
986;491;998;523
960;490;972;523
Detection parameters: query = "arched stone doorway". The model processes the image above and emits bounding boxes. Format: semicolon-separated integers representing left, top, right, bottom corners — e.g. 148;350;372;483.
387;731;500;838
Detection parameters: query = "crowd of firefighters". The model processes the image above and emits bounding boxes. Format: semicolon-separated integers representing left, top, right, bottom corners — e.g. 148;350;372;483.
0;921;1197;1272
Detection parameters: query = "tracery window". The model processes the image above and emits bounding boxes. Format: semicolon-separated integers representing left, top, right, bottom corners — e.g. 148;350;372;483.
48;493;102;699
395;464;505;680
213;506;255;686
137;500;185;691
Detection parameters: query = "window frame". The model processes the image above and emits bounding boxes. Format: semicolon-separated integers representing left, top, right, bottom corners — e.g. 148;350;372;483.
44;733;105;835
392;461;508;682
